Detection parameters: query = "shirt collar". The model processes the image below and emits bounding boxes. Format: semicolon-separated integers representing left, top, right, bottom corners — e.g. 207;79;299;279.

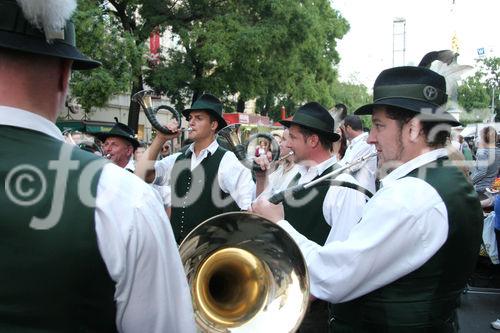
188;138;219;157
350;132;368;145
380;148;448;187
0;106;64;142
298;155;338;178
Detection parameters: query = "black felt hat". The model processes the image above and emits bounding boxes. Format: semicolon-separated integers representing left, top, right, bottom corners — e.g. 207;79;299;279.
95;119;140;149
182;93;227;131
354;66;460;126
0;0;100;70
280;102;340;142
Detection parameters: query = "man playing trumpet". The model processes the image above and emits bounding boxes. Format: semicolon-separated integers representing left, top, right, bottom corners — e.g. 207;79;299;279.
255;102;367;332
253;66;483;332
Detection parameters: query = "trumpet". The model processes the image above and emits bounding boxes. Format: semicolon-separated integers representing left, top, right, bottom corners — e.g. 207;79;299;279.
276;151;294;162
269;152;377;204
132;89;182;135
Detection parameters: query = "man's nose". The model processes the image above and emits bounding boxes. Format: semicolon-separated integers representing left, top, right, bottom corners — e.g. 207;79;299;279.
367;130;376;144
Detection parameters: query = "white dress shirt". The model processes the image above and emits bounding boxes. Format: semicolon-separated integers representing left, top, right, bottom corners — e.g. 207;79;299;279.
289;156;367;243
262;163;300;197
154;139;255;209
0;106;196;333
278;149;449;303
340;132;377;194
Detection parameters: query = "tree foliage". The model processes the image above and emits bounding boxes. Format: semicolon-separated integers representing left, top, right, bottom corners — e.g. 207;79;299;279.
458;57;500;119
71;0;143;113
144;0;350;116
71;0;374;128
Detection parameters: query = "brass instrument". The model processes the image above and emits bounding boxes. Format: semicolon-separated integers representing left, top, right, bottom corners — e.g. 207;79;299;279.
132;89;185;135
217;123;281;170
62;130;104;156
179;212;310;332
269;152;378;204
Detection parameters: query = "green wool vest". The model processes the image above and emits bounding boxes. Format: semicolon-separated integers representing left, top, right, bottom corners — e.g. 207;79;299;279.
0;126;116;332
171;147;239;244
331;158;483;333
283;165;336;245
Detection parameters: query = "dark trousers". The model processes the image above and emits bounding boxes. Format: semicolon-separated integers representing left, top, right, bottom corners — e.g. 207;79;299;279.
495;228;500;257
297;299;331;333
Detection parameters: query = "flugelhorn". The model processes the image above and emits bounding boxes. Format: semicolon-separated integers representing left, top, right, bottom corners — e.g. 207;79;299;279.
217;123;281;170
132;89;183;135
179;212;310;332
269;152;377;204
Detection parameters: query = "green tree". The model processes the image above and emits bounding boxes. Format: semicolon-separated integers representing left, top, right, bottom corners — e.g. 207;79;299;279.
145;0;350;116
458;56;500;120
71;0;142;115
72;0;351;129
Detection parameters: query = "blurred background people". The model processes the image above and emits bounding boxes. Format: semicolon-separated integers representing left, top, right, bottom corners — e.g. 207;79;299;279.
471;126;500;199
340;115;377;194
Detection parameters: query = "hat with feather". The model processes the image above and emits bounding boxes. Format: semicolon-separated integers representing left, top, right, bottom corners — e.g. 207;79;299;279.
0;0;100;70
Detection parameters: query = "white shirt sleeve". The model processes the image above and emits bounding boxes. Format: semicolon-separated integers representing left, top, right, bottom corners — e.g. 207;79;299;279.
218;151;256;209
278;176;448;303
95;164;196;333
153;152;181;186
322;173;366;243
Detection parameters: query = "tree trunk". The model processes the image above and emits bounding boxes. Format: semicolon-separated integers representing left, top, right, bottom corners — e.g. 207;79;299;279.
260;92;272;117
127;75;144;133
236;98;245;113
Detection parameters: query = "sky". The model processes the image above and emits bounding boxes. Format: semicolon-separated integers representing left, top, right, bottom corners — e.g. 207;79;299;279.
331;0;500;88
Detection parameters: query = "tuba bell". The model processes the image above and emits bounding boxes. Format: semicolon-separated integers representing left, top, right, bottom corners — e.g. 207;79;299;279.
179;212;310;332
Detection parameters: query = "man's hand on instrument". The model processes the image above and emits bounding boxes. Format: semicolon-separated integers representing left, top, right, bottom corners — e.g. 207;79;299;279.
156;119;181;142
253;155;271;176
251;196;284;223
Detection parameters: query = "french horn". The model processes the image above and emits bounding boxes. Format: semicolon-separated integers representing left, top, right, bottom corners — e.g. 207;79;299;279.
179;212;310;332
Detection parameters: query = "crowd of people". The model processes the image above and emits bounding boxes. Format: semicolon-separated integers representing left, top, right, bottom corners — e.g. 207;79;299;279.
1;0;498;332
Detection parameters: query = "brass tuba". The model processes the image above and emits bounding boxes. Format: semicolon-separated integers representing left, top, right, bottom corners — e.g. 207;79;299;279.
179;212;310;332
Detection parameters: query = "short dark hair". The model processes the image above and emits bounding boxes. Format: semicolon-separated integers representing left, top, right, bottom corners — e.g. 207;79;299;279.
384;106;450;148
344;115;363;131
335;103;347;114
208;113;218;126
481;126;497;145
297;125;333;151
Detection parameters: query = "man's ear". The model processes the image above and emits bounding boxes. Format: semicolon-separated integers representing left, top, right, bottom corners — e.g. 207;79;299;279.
127;145;134;158
308;133;320;148
58;59;72;92
210;120;218;132
407;117;422;142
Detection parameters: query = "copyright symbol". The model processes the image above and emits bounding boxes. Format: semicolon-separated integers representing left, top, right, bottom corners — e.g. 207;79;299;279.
5;164;47;206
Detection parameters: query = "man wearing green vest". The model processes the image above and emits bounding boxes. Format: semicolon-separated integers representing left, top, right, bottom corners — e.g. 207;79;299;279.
255;102;367;332
136;94;255;244
253;66;483;332
0;1;195;332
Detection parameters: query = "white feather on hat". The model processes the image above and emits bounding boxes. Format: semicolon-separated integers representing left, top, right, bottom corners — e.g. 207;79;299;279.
16;0;76;40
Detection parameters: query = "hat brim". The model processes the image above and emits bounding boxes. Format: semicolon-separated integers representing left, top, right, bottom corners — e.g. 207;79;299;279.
354;98;461;127
279;119;340;142
0;31;101;70
182;108;228;131
94;133;140;149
